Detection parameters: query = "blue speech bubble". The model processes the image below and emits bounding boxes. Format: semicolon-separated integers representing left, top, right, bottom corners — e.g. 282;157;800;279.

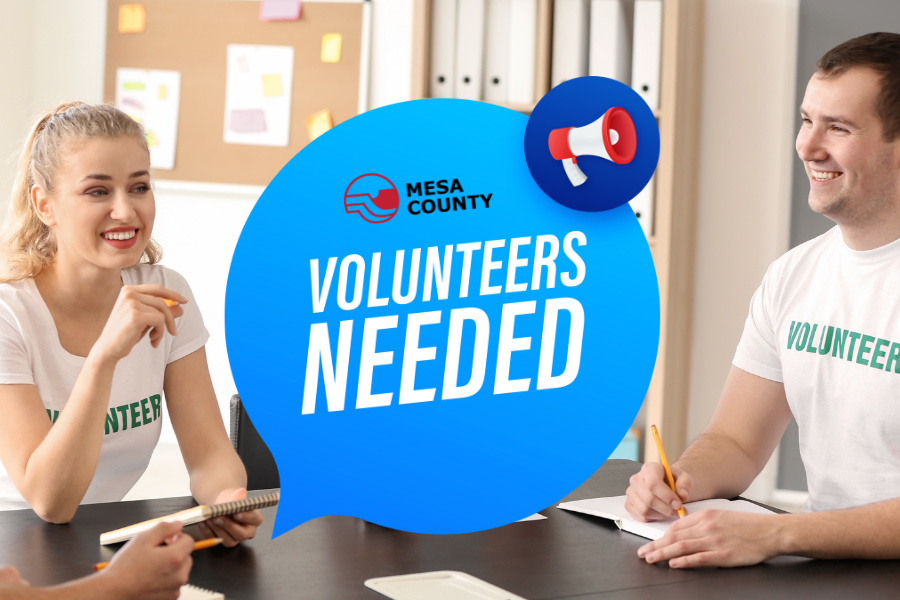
225;99;659;536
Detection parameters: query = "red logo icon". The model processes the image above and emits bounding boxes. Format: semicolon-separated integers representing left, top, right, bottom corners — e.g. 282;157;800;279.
344;174;400;223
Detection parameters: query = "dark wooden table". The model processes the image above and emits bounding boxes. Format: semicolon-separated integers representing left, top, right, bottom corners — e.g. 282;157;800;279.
1;460;899;599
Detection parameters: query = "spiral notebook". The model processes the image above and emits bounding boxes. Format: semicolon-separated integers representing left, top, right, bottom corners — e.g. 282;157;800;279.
180;584;224;599
100;491;280;545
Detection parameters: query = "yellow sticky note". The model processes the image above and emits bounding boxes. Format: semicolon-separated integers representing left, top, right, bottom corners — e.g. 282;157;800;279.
262;74;283;97
321;34;342;63
118;4;146;33
158;84;168;100
305;109;333;142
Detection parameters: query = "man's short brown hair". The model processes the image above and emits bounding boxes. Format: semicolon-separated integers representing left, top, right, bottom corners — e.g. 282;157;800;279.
816;32;900;142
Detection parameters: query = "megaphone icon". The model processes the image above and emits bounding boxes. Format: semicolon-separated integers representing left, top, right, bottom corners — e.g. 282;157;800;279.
547;107;637;186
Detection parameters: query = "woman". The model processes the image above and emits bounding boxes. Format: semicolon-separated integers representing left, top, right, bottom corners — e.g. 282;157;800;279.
0;102;260;546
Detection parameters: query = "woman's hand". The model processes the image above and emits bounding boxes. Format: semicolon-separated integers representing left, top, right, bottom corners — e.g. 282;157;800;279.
197;488;263;548
98;521;194;600
91;285;187;364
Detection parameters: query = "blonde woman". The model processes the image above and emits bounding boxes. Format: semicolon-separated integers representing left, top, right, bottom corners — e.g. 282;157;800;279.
0;102;261;546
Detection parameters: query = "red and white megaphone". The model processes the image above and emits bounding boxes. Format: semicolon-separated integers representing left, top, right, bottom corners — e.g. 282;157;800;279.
548;107;637;186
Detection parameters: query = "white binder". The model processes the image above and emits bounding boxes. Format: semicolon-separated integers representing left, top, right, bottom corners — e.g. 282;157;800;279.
454;0;486;100
430;0;458;98
631;0;662;111
483;0;511;103
589;0;631;85
551;0;590;88
507;0;537;105
629;176;654;237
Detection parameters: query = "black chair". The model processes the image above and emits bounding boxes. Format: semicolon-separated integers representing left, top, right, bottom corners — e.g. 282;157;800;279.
229;394;280;491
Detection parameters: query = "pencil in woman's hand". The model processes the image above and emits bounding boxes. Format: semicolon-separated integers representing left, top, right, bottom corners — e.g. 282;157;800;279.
92;538;223;571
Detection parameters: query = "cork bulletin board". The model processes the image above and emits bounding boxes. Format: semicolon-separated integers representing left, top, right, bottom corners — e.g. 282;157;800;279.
104;0;366;186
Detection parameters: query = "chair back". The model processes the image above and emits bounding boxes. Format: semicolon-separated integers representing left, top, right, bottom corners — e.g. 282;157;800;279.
229;394;281;491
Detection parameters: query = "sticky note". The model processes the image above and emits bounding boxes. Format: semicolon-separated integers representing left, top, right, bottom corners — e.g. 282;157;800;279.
158;84;168;100
262;74;283;97
305;109;333;142
118;4;146;33
146;130;158;147
259;0;302;21
122;82;145;91
321;34;342;63
229;109;268;134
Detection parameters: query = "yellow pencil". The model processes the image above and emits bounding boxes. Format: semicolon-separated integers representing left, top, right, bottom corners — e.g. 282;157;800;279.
650;425;686;518
163;298;179;308
93;538;222;571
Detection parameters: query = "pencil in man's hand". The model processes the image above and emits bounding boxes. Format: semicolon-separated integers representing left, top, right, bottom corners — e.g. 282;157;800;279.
92;538;223;571
163;298;179;308
650;425;687;518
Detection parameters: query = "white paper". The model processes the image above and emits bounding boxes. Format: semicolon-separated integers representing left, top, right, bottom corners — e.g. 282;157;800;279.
224;44;295;147
366;571;528;600
115;68;182;170
516;513;547;522
557;495;777;540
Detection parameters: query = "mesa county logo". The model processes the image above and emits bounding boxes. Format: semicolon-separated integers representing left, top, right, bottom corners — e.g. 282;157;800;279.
343;174;400;223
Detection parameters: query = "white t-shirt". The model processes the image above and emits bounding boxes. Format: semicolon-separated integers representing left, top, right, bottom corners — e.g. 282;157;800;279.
0;264;209;511
734;226;900;513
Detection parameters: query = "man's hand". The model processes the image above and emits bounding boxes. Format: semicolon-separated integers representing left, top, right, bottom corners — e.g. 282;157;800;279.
637;510;785;568
196;488;263;548
625;463;694;522
98;521;194;600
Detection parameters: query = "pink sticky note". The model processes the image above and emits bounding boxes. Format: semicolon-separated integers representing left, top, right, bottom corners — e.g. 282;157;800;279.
229;109;267;133
259;0;302;21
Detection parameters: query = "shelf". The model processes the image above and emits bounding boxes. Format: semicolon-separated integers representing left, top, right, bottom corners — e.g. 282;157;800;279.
410;0;704;465
480;99;536;114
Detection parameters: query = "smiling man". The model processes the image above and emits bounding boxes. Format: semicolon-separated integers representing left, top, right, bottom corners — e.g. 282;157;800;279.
624;32;900;567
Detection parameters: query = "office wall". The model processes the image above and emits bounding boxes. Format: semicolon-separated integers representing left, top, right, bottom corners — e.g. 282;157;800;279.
0;0;106;221
685;0;798;499
0;0;415;444
0;1;37;224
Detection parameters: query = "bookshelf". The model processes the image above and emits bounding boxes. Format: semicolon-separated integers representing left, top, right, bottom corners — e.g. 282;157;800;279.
410;0;553;109
410;0;705;463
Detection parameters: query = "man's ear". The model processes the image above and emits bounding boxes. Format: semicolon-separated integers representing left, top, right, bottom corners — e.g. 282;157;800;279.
31;185;56;227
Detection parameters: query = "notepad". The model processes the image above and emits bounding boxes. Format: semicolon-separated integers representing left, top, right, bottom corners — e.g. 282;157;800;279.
100;492;280;545
366;571;526;600
179;584;224;599
557;495;777;540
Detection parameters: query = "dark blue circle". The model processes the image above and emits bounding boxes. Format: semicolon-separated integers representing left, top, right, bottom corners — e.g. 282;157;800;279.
524;77;660;212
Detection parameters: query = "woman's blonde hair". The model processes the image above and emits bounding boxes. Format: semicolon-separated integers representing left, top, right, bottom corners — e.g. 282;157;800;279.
0;101;162;283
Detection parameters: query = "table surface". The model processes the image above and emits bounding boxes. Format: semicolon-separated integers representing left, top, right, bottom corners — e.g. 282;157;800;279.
2;460;899;599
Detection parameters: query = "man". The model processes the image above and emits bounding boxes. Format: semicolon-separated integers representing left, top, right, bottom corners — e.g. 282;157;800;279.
0;522;193;599
625;32;900;568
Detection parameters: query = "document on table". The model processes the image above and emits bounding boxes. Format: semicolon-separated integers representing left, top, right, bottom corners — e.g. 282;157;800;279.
517;513;547;522
557;495;777;540
366;571;527;600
